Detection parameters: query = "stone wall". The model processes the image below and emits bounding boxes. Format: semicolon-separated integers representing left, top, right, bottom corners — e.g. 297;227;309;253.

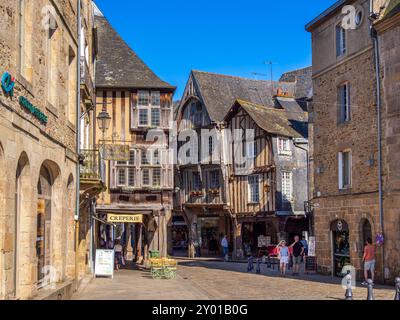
311;46;383;279
0;0;84;299
379;18;400;280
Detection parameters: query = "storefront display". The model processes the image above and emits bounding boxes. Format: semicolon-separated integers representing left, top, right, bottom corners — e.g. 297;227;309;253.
331;220;350;277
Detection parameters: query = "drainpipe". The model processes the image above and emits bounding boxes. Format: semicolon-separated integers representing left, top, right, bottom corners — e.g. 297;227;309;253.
75;0;82;290
369;0;385;282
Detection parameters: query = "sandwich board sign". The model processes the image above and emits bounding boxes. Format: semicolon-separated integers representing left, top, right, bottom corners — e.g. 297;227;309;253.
95;249;114;278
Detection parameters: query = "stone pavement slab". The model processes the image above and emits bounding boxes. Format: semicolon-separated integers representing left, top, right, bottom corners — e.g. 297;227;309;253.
72;260;396;300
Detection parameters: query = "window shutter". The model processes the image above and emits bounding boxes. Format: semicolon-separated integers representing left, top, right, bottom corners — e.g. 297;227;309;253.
336;26;341;56
338;152;343;189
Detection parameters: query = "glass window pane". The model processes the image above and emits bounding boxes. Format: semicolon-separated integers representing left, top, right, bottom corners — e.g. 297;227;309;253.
138;91;149;106
142;169;150;186
151;108;160;126
151;91;160;106
153;168;161;187
139;109;148;126
128;168;135;186
118;168;126;186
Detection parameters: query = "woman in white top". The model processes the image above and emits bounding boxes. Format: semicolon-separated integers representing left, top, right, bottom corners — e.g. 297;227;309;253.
276;240;289;276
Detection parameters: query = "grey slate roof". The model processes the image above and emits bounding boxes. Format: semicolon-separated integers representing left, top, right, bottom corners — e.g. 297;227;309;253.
225;100;304;138
191;70;296;122
275;97;308;138
95;16;175;90
279;66;313;99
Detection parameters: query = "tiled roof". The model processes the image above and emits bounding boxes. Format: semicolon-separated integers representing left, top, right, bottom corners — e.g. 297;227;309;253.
225;100;305;138
95;16;175;90
192;70;296;122
279;66;313;99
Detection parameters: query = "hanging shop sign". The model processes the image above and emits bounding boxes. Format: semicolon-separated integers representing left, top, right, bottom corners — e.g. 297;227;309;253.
107;214;143;224
103;144;130;161
19;96;48;125
1;72;15;97
375;232;384;246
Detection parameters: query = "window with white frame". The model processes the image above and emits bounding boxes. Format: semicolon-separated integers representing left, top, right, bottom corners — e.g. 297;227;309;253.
153;150;160;165
336;24;346;57
116;150;135;187
281;171;293;204
151;108;160;126
248;175;260;203
247;140;256;159
278;137;291;155
151;91;160;106
138;91;161;127
338;83;350;123
141;149;151;165
139;108;149;126
138;91;150;106
338;151;351;189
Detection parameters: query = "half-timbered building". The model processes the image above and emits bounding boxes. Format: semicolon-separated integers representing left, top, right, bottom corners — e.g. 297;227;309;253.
224;99;309;257
174;70;304;258
93;10;175;260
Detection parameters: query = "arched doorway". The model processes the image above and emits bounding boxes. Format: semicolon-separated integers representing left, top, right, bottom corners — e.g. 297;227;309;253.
330;219;350;277
36;161;61;288
361;219;372;247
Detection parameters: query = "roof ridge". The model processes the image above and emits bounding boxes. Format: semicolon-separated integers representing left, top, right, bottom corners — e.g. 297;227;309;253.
192;70;279;83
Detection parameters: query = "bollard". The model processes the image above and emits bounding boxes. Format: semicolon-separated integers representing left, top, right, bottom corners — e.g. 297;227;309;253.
247;256;254;272
367;279;375;300
344;272;353;300
256;258;261;274
394;277;400;301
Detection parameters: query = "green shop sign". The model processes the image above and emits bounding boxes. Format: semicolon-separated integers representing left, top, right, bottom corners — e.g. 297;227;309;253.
19;96;48;125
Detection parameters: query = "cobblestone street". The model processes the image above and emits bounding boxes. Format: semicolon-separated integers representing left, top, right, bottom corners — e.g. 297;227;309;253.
72;259;395;300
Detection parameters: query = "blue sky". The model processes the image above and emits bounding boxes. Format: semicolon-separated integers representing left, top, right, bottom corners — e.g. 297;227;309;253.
94;0;335;99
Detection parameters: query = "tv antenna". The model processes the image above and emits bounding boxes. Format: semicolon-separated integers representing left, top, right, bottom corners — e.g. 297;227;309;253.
264;61;277;96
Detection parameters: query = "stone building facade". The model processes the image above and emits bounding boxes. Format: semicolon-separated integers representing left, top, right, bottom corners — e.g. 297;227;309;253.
306;0;400;281
376;0;400;279
0;0;93;299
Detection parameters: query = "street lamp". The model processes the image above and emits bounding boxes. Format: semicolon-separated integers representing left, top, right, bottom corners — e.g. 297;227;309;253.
97;110;111;155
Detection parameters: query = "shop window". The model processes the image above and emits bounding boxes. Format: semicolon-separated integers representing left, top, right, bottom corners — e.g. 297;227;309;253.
37;165;53;288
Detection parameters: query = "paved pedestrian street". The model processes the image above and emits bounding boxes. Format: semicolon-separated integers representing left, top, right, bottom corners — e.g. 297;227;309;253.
72;260;395;300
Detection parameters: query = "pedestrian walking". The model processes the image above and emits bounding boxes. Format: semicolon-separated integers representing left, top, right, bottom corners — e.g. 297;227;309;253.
114;241;123;270
276;240;289;276
300;236;308;262
362;238;376;285
221;235;229;261
290;235;304;276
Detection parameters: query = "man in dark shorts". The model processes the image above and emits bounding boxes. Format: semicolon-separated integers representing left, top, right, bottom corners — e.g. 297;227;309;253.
290;235;304;276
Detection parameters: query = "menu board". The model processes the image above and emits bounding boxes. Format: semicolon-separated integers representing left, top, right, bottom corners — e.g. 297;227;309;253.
95;249;114;278
308;236;316;257
305;256;317;274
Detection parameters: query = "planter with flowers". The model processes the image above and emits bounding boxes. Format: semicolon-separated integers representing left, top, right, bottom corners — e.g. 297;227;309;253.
190;190;204;197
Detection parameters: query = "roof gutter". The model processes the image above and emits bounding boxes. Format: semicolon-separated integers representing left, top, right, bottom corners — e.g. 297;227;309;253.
305;0;348;31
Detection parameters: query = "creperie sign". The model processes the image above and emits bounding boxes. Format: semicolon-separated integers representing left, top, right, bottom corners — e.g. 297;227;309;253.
107;214;143;223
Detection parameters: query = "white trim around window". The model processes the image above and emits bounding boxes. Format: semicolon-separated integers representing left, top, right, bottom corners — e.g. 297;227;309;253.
248;175;260;203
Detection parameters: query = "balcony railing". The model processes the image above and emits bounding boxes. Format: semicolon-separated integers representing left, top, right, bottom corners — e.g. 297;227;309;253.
80;149;105;183
80;57;94;104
